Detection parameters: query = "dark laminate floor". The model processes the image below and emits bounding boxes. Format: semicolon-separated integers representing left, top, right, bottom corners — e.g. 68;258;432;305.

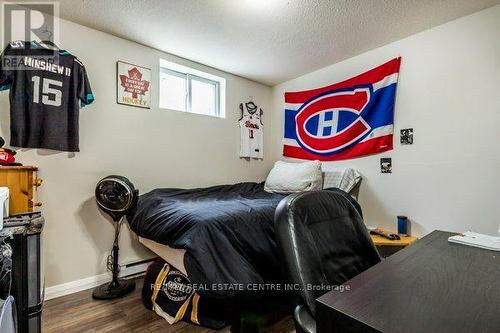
42;278;295;333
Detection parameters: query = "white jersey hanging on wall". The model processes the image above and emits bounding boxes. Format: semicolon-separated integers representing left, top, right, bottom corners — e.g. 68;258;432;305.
239;101;263;159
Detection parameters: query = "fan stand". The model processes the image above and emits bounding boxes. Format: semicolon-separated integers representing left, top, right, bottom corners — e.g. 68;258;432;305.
92;217;135;299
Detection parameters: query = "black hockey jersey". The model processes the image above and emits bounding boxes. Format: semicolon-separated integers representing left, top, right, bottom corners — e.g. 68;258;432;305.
0;41;94;152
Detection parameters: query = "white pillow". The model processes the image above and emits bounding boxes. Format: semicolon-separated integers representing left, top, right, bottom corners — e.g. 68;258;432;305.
264;160;323;193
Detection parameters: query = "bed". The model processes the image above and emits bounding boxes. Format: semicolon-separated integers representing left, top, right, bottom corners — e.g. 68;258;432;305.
127;168;361;301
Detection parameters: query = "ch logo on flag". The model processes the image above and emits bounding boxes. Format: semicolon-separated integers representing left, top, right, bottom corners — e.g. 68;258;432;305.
283;57;401;161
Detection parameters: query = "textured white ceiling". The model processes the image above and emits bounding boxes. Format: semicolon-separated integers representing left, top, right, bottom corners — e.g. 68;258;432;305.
54;0;500;85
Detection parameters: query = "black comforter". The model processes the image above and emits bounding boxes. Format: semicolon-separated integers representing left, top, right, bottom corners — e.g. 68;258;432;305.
127;182;286;299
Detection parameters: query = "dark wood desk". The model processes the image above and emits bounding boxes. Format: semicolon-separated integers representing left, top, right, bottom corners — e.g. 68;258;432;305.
316;230;500;333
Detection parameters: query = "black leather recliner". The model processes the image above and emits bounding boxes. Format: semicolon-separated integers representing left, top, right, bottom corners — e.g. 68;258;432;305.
274;190;381;333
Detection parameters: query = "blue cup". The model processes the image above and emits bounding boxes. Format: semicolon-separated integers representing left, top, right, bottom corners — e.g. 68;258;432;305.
397;216;408;235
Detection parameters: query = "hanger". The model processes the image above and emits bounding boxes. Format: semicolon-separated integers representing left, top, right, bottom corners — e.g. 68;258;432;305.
39;40;60;50
245;96;258;114
239;96;257;120
40;28;53;40
36;28;61;50
245;101;257;111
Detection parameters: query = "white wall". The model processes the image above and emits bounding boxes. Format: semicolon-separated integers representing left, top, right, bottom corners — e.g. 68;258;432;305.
270;5;500;237
2;5;499;289
0;19;275;287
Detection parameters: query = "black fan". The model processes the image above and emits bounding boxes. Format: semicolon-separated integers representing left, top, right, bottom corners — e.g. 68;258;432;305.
93;175;138;299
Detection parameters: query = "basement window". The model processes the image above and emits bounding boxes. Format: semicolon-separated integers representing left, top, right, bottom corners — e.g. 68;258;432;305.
159;59;226;117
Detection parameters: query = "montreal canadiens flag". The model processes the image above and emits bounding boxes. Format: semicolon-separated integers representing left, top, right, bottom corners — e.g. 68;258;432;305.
283;57;401;161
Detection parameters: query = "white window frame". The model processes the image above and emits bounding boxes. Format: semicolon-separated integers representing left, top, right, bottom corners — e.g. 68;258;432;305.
159;59;226;118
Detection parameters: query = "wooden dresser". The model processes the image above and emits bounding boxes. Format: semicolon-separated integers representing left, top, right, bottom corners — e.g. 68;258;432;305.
0;165;42;215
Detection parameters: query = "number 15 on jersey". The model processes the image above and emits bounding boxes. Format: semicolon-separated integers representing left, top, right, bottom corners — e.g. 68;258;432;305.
31;76;63;107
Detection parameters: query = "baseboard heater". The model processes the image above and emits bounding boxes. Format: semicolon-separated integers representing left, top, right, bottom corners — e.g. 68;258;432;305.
44;257;159;301
119;257;158;279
